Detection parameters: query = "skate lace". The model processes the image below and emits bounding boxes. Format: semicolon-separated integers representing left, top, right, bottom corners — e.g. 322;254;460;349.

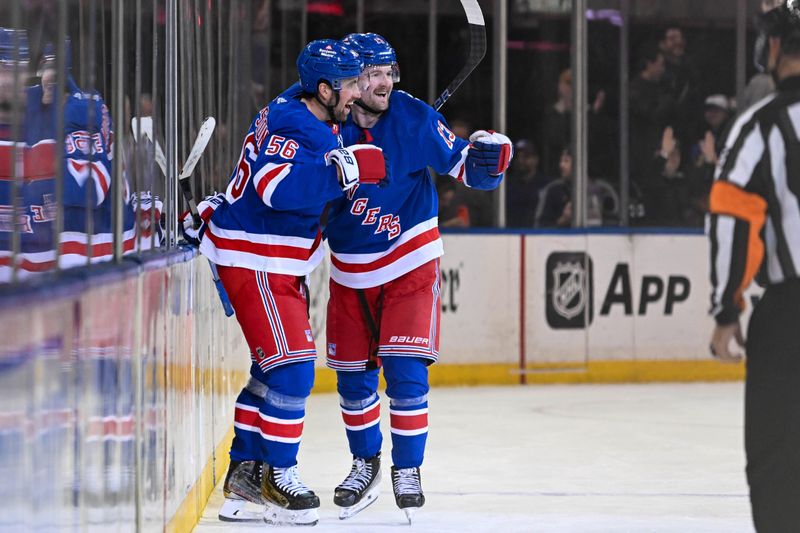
274;465;312;497
251;462;263;484
392;467;421;495
339;457;372;492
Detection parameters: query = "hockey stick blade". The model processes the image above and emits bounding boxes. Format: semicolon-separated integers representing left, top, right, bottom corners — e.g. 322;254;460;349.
178;117;216;227
179;117;216;180
131;116;168;177
432;0;486;111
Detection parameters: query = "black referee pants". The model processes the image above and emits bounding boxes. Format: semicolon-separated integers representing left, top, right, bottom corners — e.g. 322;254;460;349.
745;280;800;533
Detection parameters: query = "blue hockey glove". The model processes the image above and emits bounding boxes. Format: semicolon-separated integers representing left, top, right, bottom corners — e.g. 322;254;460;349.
468;130;513;176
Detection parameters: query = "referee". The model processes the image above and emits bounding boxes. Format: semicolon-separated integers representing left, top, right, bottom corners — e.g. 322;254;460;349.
709;1;800;530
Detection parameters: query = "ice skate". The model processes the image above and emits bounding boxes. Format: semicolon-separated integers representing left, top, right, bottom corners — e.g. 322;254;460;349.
218;460;265;522
334;452;382;519
391;466;425;524
261;464;320;526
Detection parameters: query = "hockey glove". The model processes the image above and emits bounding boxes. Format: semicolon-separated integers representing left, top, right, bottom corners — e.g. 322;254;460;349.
468;130;514;176
179;192;225;246
326;144;387;191
181;210;202;246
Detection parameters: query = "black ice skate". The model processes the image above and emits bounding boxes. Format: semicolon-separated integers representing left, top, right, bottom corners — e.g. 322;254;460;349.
218;460;266;522
333;452;382;520
261;464;321;526
391;465;425;524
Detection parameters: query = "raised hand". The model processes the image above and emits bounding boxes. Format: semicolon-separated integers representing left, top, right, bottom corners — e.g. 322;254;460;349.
468;130;513;176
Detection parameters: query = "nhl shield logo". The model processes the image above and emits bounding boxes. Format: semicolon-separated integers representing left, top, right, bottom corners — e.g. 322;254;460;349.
546;252;593;329
552;262;586;319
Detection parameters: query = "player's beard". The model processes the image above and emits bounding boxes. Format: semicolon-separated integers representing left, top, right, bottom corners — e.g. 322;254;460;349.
332;100;352;122
363;84;391;113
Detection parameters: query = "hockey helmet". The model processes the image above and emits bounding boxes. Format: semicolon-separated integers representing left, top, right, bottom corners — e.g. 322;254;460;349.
341;33;400;83
38;38;73;75
296;39;363;94
755;0;800;71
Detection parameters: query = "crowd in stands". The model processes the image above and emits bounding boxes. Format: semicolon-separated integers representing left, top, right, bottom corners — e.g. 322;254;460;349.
440;25;757;230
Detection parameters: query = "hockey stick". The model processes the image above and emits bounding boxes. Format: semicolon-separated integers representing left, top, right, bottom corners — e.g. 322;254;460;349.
131;116;215;227
131;116;234;317
131;116;167;176
432;0;486;111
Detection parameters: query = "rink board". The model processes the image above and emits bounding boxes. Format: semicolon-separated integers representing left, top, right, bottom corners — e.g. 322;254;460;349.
310;231;748;387
0;232;747;533
0;250;249;533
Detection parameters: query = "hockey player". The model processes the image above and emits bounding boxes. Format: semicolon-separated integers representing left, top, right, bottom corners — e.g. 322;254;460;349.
324;33;512;522
186;39;386;526
0;30;125;280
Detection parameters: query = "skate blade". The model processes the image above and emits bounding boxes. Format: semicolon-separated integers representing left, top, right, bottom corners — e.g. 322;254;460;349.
263;502;319;527
337;486;380;520
402;507;420;525
218;498;265;522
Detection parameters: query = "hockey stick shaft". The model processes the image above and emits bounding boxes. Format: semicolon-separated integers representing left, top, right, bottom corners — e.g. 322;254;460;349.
432;0;486;111
131;117;168;176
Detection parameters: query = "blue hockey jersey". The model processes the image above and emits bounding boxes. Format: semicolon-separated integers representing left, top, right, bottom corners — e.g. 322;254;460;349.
0;83;133;280
199;91;346;275
326;90;500;288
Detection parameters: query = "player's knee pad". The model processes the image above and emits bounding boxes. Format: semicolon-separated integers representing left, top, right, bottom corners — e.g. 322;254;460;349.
263;360;315;405
382;356;430;401
337;368;380;403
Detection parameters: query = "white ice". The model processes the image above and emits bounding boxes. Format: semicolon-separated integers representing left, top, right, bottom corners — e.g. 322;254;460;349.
194;383;753;532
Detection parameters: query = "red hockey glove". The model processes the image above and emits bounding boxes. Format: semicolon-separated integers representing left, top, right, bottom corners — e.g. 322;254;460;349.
326;144;387;190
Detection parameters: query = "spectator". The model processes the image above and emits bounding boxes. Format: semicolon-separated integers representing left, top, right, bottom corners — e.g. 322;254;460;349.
437;177;470;228
640;125;685;226
540;68;613;180
660;27;701;126
541;68;572;176
659;26;695;108
535;148;573;228
702;94;731;136
505;139;552;228
447;116;495;226
535;147;618;228
630;41;685;225
684;94;733;227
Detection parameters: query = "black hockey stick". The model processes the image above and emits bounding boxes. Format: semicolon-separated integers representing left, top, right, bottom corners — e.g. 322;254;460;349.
432;0;486;111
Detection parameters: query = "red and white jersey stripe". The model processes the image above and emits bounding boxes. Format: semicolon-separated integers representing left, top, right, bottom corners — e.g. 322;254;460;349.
201;221;326;276
329;217;443;289
59;228;137;268
66;157;112;206
253;162;293;207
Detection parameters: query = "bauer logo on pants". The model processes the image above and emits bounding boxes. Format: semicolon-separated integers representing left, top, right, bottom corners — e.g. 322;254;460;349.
546;252;594;329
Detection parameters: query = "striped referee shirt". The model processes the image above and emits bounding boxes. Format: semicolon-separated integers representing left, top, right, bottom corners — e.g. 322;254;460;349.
709;75;800;325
